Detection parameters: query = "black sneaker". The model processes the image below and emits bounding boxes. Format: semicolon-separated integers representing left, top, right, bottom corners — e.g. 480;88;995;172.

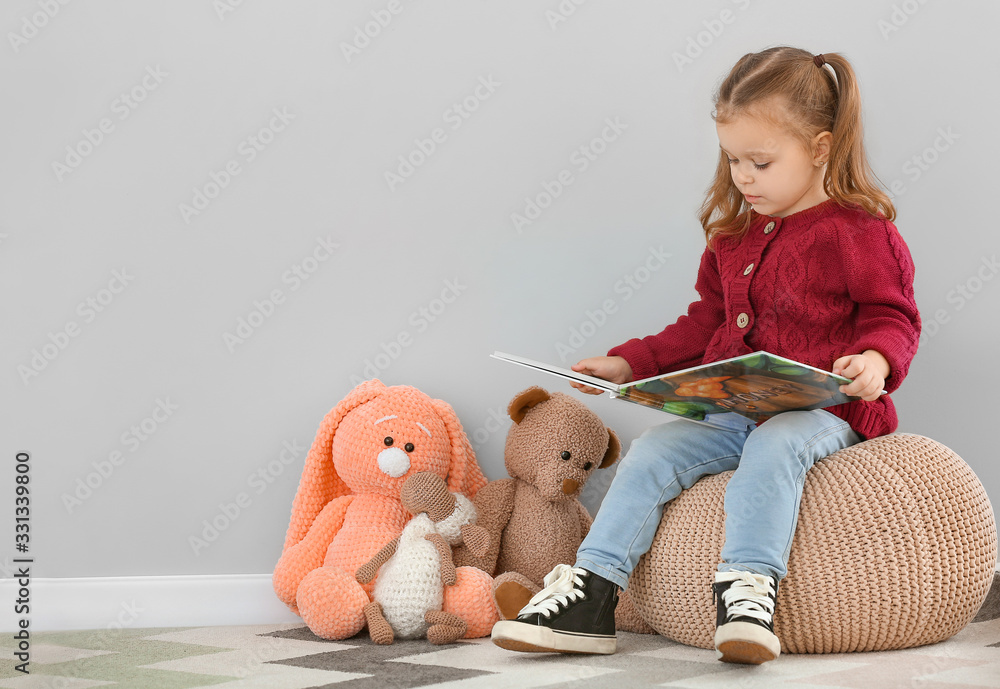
712;571;781;664
491;564;619;654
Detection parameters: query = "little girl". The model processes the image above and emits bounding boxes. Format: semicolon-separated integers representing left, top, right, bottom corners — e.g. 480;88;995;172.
491;46;920;664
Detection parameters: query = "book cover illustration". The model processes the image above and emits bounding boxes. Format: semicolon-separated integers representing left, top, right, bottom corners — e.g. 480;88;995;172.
615;351;854;422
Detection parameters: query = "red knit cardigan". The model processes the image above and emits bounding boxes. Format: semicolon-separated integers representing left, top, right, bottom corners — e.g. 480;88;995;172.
607;198;921;440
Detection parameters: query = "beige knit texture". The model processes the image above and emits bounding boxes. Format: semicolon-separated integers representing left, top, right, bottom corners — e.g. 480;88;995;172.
628;433;998;653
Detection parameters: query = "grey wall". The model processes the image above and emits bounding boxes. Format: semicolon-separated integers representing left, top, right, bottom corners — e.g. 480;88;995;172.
2;0;997;579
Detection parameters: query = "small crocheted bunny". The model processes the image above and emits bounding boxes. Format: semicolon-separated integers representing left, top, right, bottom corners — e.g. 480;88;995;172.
356;472;491;644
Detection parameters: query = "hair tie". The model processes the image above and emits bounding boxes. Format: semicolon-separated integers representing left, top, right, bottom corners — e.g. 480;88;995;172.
813;53;827;68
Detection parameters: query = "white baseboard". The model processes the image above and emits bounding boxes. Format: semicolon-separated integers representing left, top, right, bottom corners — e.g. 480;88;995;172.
4;564;997;633
1;574;302;632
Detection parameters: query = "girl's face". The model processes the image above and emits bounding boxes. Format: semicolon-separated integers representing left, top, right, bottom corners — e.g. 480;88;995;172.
716;112;830;218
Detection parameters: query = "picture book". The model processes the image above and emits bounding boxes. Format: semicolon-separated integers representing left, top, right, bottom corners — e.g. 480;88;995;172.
491;350;867;426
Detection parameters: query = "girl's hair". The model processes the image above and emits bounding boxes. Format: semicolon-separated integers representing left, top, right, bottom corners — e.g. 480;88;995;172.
699;46;895;246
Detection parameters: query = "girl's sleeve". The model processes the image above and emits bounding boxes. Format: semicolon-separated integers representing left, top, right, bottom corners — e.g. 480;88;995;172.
837;218;921;393
607;246;725;380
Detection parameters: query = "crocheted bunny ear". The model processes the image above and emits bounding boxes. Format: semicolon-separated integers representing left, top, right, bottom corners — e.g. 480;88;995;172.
281;379;388;552
428;397;488;499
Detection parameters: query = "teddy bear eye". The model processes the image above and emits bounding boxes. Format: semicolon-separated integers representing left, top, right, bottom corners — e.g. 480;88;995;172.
384;437;393;446
404;443;415;453
560;451;571;460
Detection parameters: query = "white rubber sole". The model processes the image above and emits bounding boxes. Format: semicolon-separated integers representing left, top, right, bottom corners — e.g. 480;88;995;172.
491;620;616;655
714;620;781;664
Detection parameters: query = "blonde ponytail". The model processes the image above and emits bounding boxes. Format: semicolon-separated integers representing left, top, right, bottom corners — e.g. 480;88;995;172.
820;53;895;222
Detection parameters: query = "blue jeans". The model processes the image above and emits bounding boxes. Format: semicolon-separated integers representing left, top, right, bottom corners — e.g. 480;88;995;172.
576;410;861;589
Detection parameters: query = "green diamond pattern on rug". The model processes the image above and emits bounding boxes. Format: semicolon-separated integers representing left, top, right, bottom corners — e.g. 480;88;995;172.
0;601;996;689
0;626;234;688
142;624;365;687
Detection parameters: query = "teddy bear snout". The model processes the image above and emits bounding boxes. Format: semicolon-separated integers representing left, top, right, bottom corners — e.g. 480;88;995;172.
562;478;580;495
377;447;411;478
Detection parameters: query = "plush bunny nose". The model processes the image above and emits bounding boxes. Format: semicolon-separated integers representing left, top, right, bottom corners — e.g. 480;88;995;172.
377;447;410;478
562;479;579;495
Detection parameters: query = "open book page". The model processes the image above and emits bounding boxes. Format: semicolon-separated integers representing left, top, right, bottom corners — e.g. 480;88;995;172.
490;352;620;393
614;351;856;422
491;350;862;424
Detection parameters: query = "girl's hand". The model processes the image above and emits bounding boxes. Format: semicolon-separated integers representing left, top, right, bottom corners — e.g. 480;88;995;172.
832;350;890;402
570;356;633;395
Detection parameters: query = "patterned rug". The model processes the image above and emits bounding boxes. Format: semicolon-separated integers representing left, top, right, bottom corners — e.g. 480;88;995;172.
3;574;998;689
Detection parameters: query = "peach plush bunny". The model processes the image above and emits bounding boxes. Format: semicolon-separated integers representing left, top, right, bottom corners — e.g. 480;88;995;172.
272;379;498;640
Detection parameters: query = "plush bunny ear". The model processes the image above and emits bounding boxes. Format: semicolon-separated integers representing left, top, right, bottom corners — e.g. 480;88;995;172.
599;427;622;469
429;397;488;499
281;379;387;552
507;386;551;424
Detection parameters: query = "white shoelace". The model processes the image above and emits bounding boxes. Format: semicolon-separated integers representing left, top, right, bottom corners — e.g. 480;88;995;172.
720;572;775;624
519;564;589;619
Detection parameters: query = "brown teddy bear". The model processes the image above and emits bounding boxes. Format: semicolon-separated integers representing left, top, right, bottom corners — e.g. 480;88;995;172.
453;386;617;580
453;385;654;633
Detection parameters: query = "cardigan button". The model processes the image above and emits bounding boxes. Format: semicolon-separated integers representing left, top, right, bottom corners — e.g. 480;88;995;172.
764;221;776;234
736;312;749;328
743;263;754;276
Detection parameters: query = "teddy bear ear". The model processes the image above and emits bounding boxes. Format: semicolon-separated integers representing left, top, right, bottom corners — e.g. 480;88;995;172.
507;386;551;424
599;427;621;469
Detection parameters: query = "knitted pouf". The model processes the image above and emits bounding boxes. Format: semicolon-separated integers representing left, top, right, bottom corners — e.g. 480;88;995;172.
627;433;998;653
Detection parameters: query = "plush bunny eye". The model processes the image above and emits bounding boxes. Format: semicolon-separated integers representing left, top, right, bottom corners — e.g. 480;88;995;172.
404;443;415;453
560;451;571;460
384;437;393;446
583;462;593;471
